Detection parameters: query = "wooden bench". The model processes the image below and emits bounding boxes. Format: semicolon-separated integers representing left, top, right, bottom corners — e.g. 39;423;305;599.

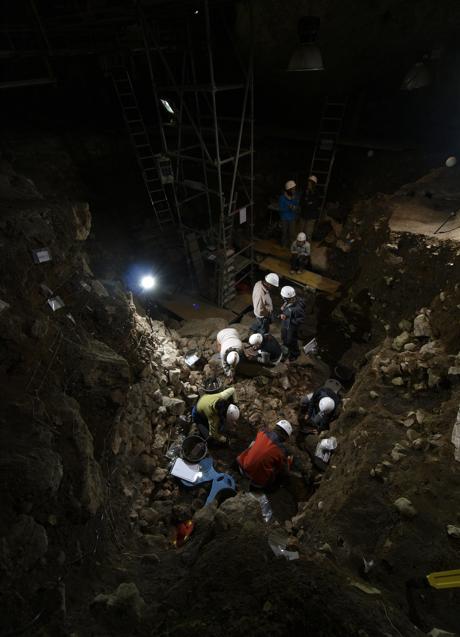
258;255;341;296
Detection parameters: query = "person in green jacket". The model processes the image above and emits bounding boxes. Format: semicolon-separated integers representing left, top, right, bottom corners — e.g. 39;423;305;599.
192;387;240;442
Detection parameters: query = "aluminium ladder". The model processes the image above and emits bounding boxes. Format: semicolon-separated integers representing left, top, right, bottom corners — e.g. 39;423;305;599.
309;97;347;218
218;213;236;307
111;66;176;229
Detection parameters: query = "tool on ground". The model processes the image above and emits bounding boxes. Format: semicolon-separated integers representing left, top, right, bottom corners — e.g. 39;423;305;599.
426;569;460;590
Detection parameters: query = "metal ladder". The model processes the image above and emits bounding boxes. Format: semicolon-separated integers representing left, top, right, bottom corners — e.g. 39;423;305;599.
218;214;237;307
111;66;175;229
309;97;347;217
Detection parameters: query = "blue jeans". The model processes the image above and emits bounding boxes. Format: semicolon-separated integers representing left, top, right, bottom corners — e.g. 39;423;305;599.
192;406;209;439
250;315;271;335
281;219;295;248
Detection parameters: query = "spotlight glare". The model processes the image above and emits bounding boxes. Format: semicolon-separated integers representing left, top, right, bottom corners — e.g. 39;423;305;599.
140;275;156;290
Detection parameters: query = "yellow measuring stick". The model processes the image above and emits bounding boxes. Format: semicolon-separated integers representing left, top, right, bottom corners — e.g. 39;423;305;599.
427;569;460;590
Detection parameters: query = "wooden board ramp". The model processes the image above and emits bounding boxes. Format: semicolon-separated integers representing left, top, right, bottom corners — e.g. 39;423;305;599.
254;239;291;261
158;294;236;322
258;256;341;296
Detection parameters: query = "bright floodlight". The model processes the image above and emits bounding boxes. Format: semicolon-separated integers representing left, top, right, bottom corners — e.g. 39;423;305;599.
140;275;156;290
160;98;175;115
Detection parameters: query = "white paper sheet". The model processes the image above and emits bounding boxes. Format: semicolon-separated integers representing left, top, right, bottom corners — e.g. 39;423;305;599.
170;458;202;483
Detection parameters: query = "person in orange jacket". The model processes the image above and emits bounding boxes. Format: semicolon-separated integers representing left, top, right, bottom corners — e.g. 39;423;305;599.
237;420;293;488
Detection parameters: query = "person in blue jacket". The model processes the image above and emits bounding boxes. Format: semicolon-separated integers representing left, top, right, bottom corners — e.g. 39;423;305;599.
279;180;300;247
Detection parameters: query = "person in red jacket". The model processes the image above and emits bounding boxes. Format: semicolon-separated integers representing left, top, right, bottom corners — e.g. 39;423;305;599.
237;420;293;488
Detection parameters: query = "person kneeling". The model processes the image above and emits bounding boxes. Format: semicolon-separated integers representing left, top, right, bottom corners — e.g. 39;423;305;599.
192;387;239;443
237;420;293;488
299;388;340;434
216;327;242;377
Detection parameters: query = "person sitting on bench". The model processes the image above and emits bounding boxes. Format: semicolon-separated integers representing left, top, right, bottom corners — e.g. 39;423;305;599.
290;232;311;274
192;386;240;443
299;387;341;433
246;332;283;365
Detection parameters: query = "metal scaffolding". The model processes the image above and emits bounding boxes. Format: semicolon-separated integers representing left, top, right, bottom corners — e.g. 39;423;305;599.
136;0;255;307
2;0;255;307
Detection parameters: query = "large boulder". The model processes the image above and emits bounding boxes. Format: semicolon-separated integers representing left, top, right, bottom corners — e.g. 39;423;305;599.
0;447;63;505
0;515;48;575
72;201;91;240
77;338;130;388
52;395;104;515
91;582;147;627
162;396;185;416
413;310;432;337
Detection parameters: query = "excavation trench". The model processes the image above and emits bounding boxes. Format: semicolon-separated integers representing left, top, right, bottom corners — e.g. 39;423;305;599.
2;151;460;637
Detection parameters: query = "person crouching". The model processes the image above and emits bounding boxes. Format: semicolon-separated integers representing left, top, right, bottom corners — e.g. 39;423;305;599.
192;386;240;443
216;327;242;377
299;387;341;434
247;332;283;365
237;420;293;488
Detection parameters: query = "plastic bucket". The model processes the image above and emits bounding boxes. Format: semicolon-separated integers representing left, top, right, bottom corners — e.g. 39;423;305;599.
200;377;223;395
181;435;208;463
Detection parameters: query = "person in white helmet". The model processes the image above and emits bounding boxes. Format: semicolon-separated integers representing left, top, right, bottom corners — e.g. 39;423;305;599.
251;272;279;335
290;232;311;274
300;175;319;239
299;386;341;433
216;327;242;377
192;386;239;442
245;332;283;366
279;179;300;247
237;419;293;488
279;285;306;361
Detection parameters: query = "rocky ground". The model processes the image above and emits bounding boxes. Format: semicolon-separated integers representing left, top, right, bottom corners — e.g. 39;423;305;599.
0;153;460;637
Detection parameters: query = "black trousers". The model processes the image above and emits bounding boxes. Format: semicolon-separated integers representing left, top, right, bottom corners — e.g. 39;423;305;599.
290;254;310;271
281;325;300;360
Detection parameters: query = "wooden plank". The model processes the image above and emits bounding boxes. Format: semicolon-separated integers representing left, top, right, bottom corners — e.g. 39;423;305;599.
255;238;291;261
158;294;236;321
258;256;340;295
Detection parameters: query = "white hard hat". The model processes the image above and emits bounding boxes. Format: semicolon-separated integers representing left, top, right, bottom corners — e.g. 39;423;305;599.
281;285;296;299
297;232;307;242
308;175;318;184
226;404;240;421
264;272;279;287
445;156;457;168
226;351;240;367
319;397;335;413
285;180;296;190
249;333;263;346
276;419;292;437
